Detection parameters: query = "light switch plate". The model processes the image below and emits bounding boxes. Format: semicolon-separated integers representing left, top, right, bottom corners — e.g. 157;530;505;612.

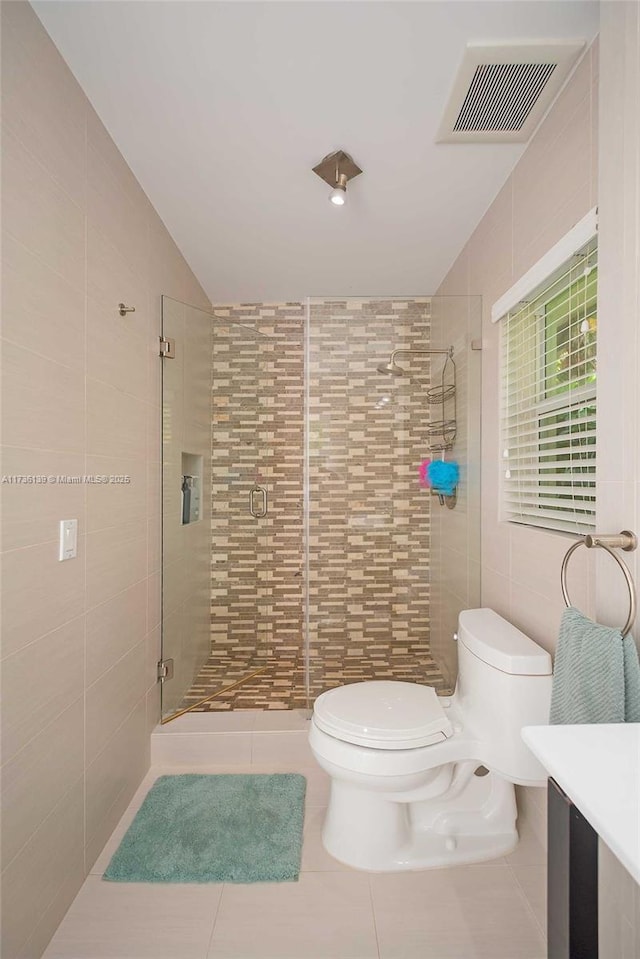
59;519;78;561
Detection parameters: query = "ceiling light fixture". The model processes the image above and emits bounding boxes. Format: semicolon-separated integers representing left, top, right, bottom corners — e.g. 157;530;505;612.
312;149;362;207
329;173;348;206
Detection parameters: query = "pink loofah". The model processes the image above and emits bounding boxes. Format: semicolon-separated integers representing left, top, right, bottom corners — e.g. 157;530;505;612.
419;459;432;487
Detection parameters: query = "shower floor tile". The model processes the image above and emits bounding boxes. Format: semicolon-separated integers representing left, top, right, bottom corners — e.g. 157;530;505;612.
181;648;451;712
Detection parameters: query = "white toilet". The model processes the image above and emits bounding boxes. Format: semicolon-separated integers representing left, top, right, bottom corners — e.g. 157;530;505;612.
309;608;553;871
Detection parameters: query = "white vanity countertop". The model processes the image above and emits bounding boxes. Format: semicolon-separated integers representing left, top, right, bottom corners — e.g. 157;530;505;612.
522;724;640;885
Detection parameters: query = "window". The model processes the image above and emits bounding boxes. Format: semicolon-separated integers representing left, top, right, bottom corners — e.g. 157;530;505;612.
498;226;597;534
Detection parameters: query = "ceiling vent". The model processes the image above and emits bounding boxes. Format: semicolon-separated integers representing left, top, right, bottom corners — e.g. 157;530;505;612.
437;41;585;144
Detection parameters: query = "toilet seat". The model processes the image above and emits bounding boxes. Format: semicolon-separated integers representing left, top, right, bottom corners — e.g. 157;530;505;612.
313;680;454;749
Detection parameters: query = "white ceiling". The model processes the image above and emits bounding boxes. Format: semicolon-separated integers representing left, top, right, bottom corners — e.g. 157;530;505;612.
34;1;599;304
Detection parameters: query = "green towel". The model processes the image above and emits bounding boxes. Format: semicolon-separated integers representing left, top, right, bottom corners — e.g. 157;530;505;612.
550;607;640;724
624;638;640;722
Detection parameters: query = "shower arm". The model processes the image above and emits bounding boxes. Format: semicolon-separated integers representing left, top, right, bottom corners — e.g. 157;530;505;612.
388;346;454;365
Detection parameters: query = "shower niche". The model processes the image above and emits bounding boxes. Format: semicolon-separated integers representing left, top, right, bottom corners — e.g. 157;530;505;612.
181;452;203;525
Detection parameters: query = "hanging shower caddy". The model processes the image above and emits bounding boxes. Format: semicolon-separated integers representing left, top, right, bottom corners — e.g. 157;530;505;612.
428;349;457;508
426;348;456;452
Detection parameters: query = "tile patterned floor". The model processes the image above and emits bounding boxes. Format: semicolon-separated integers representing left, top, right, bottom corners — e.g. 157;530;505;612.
44;761;547;959
180;649;451;712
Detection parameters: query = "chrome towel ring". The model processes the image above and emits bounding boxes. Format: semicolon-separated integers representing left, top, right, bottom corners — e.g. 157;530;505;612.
560;530;638;637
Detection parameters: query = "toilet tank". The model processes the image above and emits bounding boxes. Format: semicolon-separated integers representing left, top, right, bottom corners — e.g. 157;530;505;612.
455;608;553;786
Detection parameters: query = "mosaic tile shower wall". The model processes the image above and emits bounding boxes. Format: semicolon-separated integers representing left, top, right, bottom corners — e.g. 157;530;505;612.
307;298;443;698
188;304;306;711
185;298;445;710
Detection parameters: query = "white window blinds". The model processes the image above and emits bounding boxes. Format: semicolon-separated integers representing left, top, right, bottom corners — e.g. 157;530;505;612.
499;235;597;534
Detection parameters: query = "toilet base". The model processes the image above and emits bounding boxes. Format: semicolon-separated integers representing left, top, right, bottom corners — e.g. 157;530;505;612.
320;765;519;872
323;824;518;872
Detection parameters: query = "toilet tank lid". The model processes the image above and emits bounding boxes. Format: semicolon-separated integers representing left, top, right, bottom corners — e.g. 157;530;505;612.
458;609;552;676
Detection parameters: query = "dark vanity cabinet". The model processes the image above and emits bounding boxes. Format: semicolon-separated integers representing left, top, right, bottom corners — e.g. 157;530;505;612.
548;778;599;959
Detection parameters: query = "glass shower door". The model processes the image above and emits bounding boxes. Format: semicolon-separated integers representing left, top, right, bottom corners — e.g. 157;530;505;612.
305;297;438;701
305;295;481;702
161;297;271;721
208;316;273;705
161;296;213;719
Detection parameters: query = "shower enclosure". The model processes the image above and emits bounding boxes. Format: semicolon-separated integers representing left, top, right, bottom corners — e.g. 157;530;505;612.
161;295;481;721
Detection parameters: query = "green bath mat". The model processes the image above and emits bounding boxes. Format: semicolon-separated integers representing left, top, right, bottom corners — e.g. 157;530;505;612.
104;773;306;883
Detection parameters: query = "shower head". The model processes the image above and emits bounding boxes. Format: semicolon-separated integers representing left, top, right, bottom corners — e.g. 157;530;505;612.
377;358;405;376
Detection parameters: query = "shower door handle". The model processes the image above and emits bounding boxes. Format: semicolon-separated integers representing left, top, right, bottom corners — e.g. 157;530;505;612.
249;485;268;518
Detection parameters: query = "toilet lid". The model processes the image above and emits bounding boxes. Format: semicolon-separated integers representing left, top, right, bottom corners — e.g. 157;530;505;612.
313;681;453;749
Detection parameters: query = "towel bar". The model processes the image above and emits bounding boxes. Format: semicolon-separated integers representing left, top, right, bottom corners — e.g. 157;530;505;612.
560;530;637;637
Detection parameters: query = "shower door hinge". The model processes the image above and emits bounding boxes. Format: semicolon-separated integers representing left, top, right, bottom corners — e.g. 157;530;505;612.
157;658;174;682
159;336;175;358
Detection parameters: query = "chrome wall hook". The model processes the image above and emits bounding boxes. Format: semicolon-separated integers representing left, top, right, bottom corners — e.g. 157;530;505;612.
118;303;136;317
431;487;457;509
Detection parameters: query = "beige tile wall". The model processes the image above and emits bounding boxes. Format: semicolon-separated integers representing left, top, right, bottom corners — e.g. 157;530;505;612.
434;36;599;882
596;3;640;953
436;41;599;655
439;15;640;943
0;4;210;956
